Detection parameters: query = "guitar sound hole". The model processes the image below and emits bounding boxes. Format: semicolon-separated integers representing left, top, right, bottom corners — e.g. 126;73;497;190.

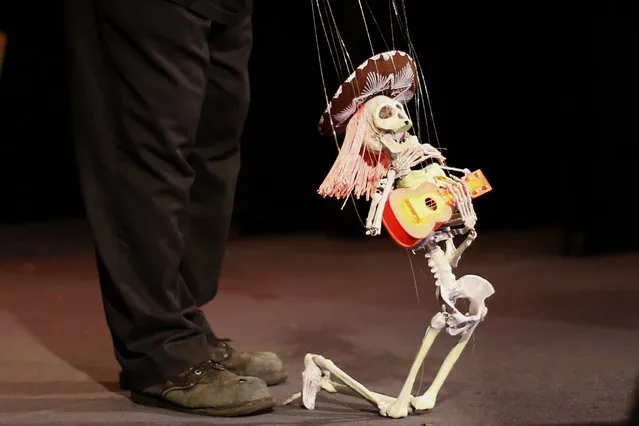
424;197;437;210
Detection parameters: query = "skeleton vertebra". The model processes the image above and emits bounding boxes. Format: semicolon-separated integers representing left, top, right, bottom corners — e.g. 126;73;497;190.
287;94;494;419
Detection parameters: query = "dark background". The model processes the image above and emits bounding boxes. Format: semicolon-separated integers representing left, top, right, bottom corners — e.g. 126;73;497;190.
0;1;636;255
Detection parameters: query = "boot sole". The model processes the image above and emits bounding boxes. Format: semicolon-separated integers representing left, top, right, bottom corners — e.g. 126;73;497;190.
121;370;289;389
130;392;277;417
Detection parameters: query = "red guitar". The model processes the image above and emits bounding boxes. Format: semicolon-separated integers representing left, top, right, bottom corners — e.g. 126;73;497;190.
382;169;492;248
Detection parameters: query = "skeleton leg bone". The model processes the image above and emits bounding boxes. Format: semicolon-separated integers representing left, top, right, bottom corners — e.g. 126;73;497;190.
292;315;447;418
288;269;493;418
298;353;396;412
382;313;446;418
285;379;368;406
413;273;494;410
411;322;479;411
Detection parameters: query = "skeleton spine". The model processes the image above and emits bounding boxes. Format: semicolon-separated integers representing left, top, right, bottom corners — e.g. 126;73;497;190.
427;247;456;287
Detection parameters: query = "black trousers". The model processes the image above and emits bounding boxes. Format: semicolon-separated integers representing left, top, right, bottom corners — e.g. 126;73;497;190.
64;0;252;388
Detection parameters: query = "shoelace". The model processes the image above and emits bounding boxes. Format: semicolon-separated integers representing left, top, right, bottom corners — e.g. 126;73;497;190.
214;338;235;361
189;359;226;377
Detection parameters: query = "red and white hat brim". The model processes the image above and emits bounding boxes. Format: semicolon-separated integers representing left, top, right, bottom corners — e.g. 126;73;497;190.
318;50;419;136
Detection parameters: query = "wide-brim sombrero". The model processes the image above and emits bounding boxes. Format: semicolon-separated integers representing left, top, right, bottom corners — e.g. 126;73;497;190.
318;50;419;136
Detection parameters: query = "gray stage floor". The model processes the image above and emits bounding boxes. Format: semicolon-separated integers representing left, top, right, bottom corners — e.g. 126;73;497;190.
0;220;637;425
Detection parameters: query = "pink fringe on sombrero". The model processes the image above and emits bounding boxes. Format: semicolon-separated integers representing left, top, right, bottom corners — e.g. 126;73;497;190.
318;107;392;201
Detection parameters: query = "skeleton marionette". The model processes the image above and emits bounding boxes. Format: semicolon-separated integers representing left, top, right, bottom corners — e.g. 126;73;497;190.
285;51;496;419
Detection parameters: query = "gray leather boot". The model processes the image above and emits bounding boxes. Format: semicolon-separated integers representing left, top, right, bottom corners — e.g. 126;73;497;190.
129;359;276;417
211;339;288;386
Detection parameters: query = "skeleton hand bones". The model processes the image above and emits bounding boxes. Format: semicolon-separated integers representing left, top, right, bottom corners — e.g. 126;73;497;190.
437;169;477;231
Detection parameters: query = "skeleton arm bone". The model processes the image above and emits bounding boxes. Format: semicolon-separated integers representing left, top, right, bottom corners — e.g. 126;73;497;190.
379;134;446;170
444;228;477;268
372;168;396;232
402;136;446;168
365;185;383;233
366;169;397;236
436;170;479;266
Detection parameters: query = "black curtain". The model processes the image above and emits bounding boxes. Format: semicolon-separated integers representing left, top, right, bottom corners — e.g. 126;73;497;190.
0;3;81;224
560;5;638;255
1;1;636;254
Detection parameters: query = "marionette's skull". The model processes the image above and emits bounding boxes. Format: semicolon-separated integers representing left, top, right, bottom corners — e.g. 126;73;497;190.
363;95;416;155
370;95;412;134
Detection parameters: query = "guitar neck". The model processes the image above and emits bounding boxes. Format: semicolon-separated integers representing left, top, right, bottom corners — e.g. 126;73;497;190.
440;169;492;204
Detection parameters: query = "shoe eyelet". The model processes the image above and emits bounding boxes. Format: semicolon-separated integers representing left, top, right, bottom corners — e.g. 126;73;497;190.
193;369;202;375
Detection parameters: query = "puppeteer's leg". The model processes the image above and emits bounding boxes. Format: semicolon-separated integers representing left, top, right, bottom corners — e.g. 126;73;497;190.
180;12;252;313
66;2;276;416
174;10;287;388
65;0;215;388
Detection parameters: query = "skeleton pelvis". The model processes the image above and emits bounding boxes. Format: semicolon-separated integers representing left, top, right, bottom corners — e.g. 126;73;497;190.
457;274;495;314
383;183;453;248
